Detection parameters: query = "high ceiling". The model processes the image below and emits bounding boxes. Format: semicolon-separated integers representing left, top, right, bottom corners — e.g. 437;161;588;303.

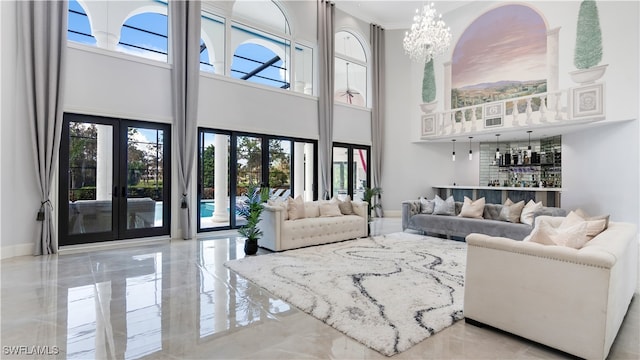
333;1;471;30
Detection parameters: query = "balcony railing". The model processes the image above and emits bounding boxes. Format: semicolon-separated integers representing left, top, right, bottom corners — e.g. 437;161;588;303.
421;83;605;139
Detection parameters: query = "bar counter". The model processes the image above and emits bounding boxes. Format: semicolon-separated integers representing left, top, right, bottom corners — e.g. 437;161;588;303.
433;185;562;207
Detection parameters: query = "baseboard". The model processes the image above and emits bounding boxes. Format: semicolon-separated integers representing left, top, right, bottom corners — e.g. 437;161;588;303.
383;210;401;218
0;243;34;260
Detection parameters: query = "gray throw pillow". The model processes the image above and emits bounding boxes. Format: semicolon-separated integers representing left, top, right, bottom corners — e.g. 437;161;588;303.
433;195;455;215
419;197;435;214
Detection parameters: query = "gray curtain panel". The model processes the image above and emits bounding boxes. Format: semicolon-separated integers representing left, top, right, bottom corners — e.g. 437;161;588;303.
170;0;202;239
18;1;68;255
370;24;385;217
317;0;335;200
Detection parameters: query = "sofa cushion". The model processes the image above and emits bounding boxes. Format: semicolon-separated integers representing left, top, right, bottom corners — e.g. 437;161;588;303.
575;208;610;231
521;200;543;225
419;197;435;214
459;196;485;219
499;200;525;223
483;203;503;221
287;195;306;220
320;202;342;217
433;195;455;215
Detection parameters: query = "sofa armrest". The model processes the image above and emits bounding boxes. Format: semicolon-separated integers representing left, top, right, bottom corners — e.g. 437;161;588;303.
258;205;284;251
401;200;420;230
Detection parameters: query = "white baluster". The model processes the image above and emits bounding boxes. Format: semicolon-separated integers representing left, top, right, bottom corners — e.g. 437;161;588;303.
512;100;520;126
555;92;563;121
461;109;467;133
525;98;533;125
471;106;478;132
539;95;547;123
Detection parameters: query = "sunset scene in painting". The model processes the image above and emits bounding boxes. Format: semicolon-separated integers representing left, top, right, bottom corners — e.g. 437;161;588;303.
451;4;547;110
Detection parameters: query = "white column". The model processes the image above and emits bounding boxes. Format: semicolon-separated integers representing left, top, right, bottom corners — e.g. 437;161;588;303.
294;143;305;198
304;144;314;201
96;125;113;200
212;134;229;222
212;61;224;75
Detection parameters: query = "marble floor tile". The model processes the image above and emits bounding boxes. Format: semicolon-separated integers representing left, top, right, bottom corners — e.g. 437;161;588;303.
1;217;638;359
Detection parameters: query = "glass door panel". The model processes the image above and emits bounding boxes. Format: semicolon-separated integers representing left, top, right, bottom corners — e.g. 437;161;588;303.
353;148;368;202
67;121;114;236
332;147;349;200
235;135;262;226
269;139;291;199
199;132;230;230
125;126;165;231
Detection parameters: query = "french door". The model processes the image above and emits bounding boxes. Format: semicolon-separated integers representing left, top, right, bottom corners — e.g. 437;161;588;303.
59;114;171;246
332;143;371;202
198;129;317;231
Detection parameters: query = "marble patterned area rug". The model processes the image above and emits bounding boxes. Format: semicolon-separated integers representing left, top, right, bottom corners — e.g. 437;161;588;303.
224;232;466;356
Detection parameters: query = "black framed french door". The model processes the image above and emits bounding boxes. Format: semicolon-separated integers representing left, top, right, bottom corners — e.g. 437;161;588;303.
332;143;371;202
197;128;317;232
59;113;171;246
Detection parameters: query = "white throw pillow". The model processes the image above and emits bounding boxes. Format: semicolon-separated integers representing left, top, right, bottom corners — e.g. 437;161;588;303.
333;195;355;215
520;200;543;225
458;196;485;219
562;210;608;238
320;202;342;217
287;195;306;220
419;197;435;214
433;195;455;215
529;220;589;249
499;200;525;223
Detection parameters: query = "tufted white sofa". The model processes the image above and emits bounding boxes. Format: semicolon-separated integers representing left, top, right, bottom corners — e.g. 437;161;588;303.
258;200;368;251
464;216;638;360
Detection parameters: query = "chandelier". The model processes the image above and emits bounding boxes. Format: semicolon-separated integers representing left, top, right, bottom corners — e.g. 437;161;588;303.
402;2;452;63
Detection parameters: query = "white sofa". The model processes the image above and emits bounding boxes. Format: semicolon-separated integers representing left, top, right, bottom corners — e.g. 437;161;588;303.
258;200;368;251
464;216;638;360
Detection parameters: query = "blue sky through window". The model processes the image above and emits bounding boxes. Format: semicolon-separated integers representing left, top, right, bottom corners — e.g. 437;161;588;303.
67;0;289;89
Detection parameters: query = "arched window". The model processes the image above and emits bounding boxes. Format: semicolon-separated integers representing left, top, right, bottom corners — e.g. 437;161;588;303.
334;31;367;107
67;0;96;46
229;0;308;92
118;11;168;62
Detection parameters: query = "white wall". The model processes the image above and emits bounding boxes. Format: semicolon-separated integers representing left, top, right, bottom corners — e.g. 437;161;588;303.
382;1;639;231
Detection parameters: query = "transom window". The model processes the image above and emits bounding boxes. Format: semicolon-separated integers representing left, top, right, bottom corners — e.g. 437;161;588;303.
334;31;367;107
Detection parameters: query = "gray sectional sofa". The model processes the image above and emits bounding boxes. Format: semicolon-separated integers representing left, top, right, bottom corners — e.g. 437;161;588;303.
401;200;567;240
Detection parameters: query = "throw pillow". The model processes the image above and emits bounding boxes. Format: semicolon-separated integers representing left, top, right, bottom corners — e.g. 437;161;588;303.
458;196;485;219
433;195;455;215
504;198;514;206
287;195;306;220
529;220;589;249
320;202;342;217
575;208;610;231
498;200;525;223
267;198;289;220
334;195;355;215
562;210;608;238
419;197;435;214
520;200;543;225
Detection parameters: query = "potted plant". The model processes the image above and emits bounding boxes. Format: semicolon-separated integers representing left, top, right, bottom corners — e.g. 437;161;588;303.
570;0;607;84
420;59;437;113
237;183;270;255
362;185;383;216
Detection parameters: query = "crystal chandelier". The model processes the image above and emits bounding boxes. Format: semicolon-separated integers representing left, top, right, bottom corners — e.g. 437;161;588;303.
402;2;452;63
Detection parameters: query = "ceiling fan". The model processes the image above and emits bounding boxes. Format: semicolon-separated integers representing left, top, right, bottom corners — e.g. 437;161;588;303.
337;62;360;104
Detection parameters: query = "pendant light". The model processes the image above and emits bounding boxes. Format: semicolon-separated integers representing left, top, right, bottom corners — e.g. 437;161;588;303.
527;130;533;158
495;134;501;160
468;136;473;160
452;139;456;162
